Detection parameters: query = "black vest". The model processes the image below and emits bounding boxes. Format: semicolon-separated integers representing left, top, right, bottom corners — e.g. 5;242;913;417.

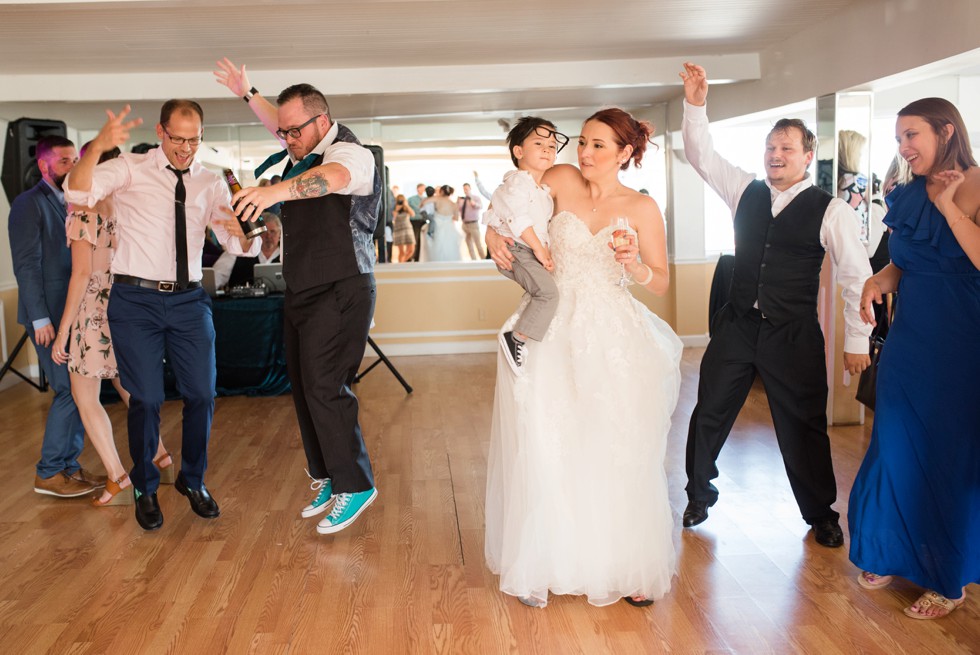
729;180;831;322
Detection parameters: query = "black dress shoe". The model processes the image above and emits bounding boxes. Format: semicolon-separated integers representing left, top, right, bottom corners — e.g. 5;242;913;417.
812;518;844;548
175;473;220;519
134;490;163;531
682;500;710;528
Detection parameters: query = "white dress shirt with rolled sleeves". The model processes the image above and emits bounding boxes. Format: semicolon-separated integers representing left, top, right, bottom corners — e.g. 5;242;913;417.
482;170;554;248
65;146;259;283
682;100;872;354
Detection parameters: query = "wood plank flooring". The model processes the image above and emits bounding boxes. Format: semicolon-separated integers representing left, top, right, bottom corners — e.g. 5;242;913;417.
0;350;976;654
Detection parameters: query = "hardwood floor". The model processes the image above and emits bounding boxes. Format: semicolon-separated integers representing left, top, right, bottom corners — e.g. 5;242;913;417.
0;350;975;654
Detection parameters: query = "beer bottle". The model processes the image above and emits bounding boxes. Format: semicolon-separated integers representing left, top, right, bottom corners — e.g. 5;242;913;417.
223;168;268;238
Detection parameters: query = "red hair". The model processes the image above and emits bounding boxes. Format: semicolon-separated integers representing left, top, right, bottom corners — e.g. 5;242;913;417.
585;108;655;170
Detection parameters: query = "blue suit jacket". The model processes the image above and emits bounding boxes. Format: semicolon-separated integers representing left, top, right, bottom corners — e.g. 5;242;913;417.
8;180;72;329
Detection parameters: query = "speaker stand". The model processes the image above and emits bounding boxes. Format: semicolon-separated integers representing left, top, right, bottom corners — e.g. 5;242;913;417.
353;337;412;393
0;331;49;392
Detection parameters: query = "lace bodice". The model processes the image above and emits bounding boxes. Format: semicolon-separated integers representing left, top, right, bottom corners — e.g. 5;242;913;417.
549;211;623;289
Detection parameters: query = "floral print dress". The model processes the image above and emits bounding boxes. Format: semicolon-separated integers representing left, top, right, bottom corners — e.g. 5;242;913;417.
65;210;118;379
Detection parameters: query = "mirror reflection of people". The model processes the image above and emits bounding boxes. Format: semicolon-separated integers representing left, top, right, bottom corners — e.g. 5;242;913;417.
849;97;980;621
218;212;282;287
391;194;416;262
419;185;463;262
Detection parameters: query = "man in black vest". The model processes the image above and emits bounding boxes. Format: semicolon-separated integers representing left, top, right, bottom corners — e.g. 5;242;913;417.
678;63;872;548
215;58;382;535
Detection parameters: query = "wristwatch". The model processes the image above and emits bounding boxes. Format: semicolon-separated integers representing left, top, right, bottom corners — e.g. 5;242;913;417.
243;86;258;103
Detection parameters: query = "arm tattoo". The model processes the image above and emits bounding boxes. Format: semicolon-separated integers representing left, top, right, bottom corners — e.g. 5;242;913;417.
290;172;330;199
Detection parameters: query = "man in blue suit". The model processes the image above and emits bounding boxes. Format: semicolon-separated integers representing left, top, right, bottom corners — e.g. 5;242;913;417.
8;135;99;497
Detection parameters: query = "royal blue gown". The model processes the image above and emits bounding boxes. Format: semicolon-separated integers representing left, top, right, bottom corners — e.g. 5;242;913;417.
848;177;980;599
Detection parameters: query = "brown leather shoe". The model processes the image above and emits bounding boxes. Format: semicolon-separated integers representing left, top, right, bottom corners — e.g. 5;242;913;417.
34;472;96;498
70;468;108;488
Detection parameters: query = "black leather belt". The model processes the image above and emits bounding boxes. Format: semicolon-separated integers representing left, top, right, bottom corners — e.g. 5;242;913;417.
111;274;202;292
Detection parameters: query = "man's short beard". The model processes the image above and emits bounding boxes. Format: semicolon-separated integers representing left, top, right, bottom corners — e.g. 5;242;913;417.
52;173;68;190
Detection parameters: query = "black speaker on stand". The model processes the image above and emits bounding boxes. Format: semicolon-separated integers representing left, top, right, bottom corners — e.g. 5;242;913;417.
364;144;390;264
356;144;411;393
2;118;68;203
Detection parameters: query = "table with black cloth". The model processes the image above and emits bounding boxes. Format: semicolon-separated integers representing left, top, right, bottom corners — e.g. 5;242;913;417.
100;294;289;402
211;294;289;396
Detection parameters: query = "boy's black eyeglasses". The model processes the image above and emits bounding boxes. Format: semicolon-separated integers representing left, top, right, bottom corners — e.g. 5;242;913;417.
534;126;570;153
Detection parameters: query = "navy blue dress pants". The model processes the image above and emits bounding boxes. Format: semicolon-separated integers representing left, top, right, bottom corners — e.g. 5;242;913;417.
107;284;215;494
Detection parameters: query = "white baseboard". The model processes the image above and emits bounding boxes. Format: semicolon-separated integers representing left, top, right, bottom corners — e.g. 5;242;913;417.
366;335;710;357
680;334;710;348
367;339;498;357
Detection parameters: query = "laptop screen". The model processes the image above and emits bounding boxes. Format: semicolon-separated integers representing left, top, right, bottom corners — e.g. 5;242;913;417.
253;262;286;293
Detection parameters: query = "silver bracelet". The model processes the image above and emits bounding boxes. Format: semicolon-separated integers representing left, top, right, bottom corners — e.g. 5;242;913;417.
635;264;654;286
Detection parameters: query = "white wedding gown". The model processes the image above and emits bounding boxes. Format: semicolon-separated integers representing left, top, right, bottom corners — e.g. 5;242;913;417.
485;211;683;607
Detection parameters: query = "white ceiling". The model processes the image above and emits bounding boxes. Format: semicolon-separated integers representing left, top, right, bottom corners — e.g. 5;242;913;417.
0;0;868;132
1;0;978;168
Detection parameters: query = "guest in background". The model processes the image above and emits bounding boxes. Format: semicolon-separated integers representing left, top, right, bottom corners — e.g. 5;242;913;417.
391;194;416;262
838;130;871;242
849;97;980;620
458;182;486;259
8;135;97;498
51;143;173;506
472;170;494;201
223;212;282;287
407;183;427;260
420;185;463;262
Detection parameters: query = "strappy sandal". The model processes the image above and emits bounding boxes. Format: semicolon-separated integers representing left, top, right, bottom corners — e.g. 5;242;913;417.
154;451;175;485
92;475;133;507
857;571;893;590
903;589;966;620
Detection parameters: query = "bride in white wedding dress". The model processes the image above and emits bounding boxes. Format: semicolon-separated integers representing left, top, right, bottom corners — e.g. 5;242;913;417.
485;108;683;608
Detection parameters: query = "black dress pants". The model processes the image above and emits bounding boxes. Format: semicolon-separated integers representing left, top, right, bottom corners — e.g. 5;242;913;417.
685;304;839;523
284;274;376;493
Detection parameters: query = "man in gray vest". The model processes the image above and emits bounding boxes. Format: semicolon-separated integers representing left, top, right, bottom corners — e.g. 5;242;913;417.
215;58;382;535
678;63;872;548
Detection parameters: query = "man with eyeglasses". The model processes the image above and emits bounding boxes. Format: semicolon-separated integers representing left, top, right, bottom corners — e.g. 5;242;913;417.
214;58;382;535
8;135;100;498
66;100;259;531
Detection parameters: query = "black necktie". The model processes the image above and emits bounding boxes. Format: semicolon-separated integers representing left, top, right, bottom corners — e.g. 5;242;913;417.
167;166;189;288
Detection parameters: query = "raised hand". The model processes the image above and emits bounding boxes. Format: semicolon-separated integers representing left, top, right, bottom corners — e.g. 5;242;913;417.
94;105;143;152
679;62;708;107
932;169;967;217
214;57;250;97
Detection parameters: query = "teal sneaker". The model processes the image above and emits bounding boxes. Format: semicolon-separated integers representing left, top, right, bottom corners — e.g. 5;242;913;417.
300;475;333;518
316;488;378;534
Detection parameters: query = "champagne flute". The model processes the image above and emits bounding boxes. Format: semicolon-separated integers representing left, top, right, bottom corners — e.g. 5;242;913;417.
610;217;633;287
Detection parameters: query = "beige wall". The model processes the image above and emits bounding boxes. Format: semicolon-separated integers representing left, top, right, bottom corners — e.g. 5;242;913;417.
370;261;709;356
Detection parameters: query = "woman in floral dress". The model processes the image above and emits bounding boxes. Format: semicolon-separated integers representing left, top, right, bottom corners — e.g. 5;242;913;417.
52;145;172;506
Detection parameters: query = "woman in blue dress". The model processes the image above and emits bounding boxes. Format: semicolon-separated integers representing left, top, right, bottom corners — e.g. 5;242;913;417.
848;97;980;620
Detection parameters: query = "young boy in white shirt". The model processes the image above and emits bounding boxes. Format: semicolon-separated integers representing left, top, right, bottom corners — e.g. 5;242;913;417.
483;117;567;374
